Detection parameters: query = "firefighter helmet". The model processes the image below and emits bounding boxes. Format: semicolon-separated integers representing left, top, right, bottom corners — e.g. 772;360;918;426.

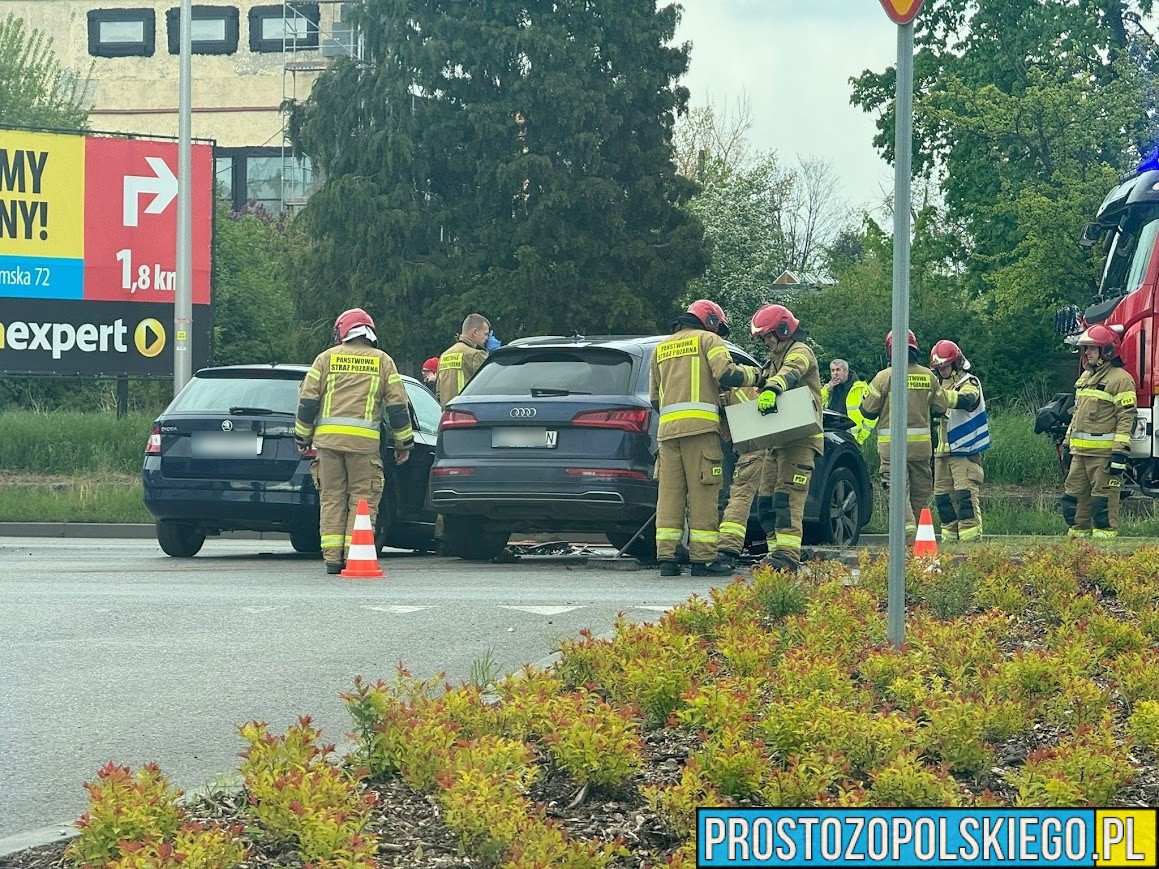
930;339;965;369
1077;324;1122;359
750;304;800;341
333;308;377;344
685;299;730;337
885;329;918;355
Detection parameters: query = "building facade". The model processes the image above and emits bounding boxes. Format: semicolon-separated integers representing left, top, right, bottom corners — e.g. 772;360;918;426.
4;0;351;210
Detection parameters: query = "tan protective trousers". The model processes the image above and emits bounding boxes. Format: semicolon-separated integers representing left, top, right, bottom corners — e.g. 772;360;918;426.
757;442;816;564
717;450;764;554
933;455;984;541
879;450;933;542
655;432;724;563
312;448;385;563
1061;453;1122;539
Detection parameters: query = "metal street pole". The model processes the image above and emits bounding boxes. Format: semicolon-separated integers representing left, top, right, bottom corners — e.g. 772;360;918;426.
888;19;916;647
174;0;193;395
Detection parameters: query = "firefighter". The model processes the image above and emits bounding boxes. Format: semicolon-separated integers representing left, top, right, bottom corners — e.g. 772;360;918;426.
930;339;989;542
295;308;413;574
1060;324;1137;539
650;299;761;576
438;313;491;408
421;357;440;390
752;304;824;572
715;385;763;562
860;329;948;544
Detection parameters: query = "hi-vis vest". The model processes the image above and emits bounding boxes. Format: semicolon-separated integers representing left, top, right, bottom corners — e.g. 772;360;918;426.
944;372;990;455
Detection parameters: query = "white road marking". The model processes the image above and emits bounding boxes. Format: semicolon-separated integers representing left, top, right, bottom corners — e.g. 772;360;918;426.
242;605;290;613
361;605;433;614
498;605;586;616
633;605;674;612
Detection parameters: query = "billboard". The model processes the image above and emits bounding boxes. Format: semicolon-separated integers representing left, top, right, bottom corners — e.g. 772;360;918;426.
0;128;213;376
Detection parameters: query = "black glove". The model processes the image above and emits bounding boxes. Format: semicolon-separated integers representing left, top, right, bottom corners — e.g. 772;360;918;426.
295;437;311;454
1108;452;1128;475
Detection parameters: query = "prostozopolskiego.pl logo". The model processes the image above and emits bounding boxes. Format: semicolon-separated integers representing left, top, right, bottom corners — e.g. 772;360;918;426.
0;316;166;359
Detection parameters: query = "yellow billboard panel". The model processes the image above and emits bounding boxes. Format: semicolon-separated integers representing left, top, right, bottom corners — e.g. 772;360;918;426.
0;129;85;259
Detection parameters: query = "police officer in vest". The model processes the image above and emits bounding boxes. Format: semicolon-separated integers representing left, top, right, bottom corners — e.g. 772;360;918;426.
930;339;989;542
296;308;413;574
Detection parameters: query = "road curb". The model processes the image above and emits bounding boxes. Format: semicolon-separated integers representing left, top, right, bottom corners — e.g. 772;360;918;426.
0;523;286;540
0;823;77;858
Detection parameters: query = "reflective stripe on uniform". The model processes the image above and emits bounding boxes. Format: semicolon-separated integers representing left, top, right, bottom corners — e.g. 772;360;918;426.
659;401;720;426
305;368;321;381
707;345;730;360
1092;528;1118;539
718;521;747;538
877;426;931;444
775;534;802;553
1069;432;1115;451
1068;528;1092;539
1076;388;1113;402
1114;390;1137;407
959;525;983;541
317;416;377;430
316;425;380;440
656;527;683;541
321;534;344;547
689;529;719;544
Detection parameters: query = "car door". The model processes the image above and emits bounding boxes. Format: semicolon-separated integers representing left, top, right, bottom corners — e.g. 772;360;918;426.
390;378;439;523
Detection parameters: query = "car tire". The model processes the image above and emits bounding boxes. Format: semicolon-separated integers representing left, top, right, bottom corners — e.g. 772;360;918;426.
444;516;510;561
156;520;206;558
290;527;322;554
606;521;656;560
806;466;862;546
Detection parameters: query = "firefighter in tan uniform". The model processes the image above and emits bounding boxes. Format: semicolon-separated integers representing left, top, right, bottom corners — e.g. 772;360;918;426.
1060;324;1137;539
437;313;491;408
752;304;824;572
715;385;763;560
295;308;414;574
860;329;948;543
930;339;989;542
650;300;761;577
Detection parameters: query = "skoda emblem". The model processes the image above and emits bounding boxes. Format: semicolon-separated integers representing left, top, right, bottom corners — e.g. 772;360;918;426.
510;407;537;419
221;420;233;432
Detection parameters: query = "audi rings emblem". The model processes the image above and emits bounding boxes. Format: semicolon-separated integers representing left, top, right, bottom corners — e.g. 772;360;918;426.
221;420;234;431
510;407;537;418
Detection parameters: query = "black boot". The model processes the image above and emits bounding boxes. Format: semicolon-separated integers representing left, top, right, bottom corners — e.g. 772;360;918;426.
760;552;799;574
659;561;682;576
692;558;739;577
325;561;343;575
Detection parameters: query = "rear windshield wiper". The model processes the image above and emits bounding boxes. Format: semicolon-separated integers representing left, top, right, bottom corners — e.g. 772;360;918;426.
228;406;283;415
530;386;590;397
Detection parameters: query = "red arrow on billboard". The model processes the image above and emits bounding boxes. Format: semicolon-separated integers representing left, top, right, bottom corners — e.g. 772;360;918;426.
879;0;924;24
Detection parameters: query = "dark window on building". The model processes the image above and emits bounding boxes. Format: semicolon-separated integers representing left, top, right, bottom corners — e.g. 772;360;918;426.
88;8;156;57
166;6;240;55
248;3;319;52
215;147;314;213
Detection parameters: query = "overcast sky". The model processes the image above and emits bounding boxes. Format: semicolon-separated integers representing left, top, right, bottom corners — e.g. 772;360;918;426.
674;0;903;215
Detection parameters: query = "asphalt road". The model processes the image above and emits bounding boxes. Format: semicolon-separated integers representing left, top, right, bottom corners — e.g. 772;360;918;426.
0;537;720;838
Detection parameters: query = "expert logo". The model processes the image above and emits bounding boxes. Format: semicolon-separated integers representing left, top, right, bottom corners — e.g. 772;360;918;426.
0;317;166;359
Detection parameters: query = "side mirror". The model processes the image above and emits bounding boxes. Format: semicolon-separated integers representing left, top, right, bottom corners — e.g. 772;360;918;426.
1079;222;1102;249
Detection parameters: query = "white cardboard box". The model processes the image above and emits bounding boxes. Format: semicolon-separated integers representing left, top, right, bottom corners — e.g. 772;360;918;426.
725;386;822;452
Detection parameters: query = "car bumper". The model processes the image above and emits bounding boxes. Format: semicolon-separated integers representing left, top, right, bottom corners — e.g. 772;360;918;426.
142;468;318;532
429;461;656;528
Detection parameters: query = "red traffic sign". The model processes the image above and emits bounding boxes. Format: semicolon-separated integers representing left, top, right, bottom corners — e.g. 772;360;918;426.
878;0;924;24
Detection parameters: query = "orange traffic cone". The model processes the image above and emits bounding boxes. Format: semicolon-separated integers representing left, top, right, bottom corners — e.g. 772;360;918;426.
340;499;385;579
913;507;938;558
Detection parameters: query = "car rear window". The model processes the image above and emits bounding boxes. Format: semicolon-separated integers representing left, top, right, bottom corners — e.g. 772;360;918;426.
166;373;303;414
465;349;635;396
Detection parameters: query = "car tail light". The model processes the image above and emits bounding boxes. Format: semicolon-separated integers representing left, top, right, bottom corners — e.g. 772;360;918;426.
431;467;475;477
565;468;648;480
571;408;650;433
145;424;161;455
302;446;317;459
439;410;478;431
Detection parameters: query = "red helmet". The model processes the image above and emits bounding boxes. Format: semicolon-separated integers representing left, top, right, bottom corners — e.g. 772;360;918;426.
1077;324;1122;359
885;329;918;355
750;304;800;340
333;308;376;343
930;339;964;369
422;356;440;373
685;299;730;337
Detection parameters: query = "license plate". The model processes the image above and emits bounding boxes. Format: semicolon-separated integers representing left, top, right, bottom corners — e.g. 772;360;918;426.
192;432;263;457
492;427;557;448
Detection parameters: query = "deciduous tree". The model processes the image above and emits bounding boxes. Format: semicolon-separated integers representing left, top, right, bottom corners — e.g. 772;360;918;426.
0;14;90;130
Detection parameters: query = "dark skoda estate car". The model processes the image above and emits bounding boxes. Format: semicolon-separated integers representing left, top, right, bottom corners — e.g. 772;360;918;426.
429;335;873;560
143;364;438;557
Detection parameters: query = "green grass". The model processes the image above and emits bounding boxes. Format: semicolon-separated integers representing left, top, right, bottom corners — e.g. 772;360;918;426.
0;411;153;475
0;475;151;522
